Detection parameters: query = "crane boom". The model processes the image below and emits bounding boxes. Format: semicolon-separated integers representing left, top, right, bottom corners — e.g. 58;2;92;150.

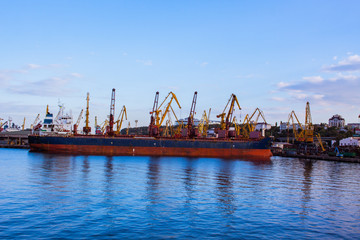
83;92;91;134
30;114;40;129
76;109;84;126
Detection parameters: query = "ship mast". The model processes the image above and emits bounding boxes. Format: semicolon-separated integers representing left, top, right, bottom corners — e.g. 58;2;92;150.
83;92;91;134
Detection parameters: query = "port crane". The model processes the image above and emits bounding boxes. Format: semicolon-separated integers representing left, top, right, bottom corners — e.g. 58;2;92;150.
287;102;314;143
21;117;26;130
149;91;181;137
83;92;91;135
108;89;116;136
241;108;267;138
217;94;241;130
115;105;127;135
198;108;211;137
30;114;40;130
73;109;84;134
187;91;198;138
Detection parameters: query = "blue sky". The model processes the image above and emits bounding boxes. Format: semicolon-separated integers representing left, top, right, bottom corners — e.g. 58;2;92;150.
1;0;360;128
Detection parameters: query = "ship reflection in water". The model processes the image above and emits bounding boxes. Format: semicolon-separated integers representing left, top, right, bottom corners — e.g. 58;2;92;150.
0;149;359;239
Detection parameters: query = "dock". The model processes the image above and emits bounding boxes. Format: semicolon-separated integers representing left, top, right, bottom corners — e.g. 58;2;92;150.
0;130;31;149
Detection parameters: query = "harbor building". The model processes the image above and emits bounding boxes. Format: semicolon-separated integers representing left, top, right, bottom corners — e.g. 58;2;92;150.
328;114;345;128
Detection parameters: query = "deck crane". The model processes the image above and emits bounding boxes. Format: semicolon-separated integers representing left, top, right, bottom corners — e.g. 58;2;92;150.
100;120;109;134
30;114;40;130
83;92;91;135
187;91;198;138
73;109;84;135
108;89;116;136
115;105;127;135
157;92;181;127
198;108;211;137
232;116;241;136
242;108;267;138
216;94;241;131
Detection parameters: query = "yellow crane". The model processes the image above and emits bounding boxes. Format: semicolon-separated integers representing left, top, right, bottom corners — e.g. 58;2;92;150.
216;94;241;130
157;92;181;127
287;110;305;142
21;117;26;130
287;102;314;143
198;108;211;137
115;105;127;135
83;92;91;134
149;91;181;137
304;102;314;143
241;108;267;138
100;120;109;134
316;133;325;152
232;116;241;136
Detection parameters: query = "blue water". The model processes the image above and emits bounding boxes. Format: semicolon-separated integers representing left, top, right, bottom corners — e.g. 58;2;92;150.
0;149;359;239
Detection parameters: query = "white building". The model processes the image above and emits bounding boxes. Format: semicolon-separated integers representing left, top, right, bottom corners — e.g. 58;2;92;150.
279;121;301;132
329;114;345;128
255;122;272;131
339;137;360;147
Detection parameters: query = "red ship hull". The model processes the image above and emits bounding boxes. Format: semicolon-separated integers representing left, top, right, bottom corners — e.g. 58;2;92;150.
29;135;272;159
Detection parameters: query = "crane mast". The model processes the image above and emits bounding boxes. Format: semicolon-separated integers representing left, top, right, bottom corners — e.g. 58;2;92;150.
304;102;314;142
83;92;91;134
149;92;159;136
108;88;116;136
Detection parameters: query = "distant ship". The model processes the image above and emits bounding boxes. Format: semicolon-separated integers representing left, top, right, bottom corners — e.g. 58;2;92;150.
41;104;73;134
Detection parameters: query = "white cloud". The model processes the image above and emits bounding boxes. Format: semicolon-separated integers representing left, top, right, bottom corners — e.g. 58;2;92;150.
302;76;324;83
323;54;360;72
333;56;337;60
277;82;291;88
201;62;208;67
69;73;83;78
27;64;41;69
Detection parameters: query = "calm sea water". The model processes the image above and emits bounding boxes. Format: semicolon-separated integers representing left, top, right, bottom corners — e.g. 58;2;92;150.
0;148;359;239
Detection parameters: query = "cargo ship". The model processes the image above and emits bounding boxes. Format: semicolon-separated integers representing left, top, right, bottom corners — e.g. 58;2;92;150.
28;135;272;159
28;89;273;159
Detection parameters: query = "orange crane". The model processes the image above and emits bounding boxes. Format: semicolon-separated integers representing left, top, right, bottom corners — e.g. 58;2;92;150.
83;92;91;134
